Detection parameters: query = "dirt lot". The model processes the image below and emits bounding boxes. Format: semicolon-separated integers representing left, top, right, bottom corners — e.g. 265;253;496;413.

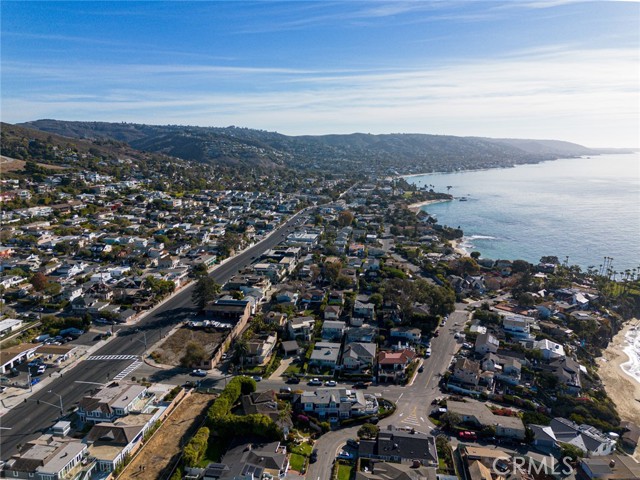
124;391;216;479
0;155;67;172
151;327;226;366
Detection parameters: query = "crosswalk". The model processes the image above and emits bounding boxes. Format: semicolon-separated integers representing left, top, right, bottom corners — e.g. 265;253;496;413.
113;361;144;381
399;407;423;428
86;355;139;361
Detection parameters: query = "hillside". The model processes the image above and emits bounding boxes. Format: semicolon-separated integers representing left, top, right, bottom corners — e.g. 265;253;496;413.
18;119;601;175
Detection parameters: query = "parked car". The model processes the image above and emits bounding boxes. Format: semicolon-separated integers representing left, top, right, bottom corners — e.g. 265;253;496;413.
418;366;424;373
308;378;322;386
309;450;318;463
353;381;370;389
425;347;432;357
286;377;300;384
191;369;207;377
279;387;292;394
324;380;337;387
252;375;262;382
458;431;478;441
346;439;359;448
36;365;46;375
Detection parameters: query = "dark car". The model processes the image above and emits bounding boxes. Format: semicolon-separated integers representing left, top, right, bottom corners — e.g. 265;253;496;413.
286;377;300;384
310;449;318;463
353;382;370;389
418;366;424;373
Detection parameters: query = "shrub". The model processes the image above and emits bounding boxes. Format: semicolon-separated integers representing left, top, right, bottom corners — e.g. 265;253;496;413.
183;427;210;466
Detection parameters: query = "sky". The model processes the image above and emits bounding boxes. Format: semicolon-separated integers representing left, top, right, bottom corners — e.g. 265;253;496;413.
1;1;639;147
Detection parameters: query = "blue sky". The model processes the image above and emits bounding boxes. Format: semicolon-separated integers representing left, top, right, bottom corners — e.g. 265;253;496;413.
1;1;639;147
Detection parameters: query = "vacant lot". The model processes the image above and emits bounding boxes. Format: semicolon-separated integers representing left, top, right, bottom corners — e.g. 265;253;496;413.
0;155;67;172
151;327;226;366
125;391;216;480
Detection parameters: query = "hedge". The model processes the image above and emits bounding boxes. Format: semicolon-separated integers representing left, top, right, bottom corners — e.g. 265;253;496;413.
183;427;210;466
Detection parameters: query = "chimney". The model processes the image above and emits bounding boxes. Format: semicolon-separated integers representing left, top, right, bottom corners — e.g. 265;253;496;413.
609;459;616;468
411;459;421;468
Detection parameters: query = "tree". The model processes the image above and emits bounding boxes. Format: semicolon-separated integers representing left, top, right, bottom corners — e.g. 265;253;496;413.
30;272;48;292
357;423;379;439
337;210;354;227
180;342;208;368
233;338;249;371
470;251;481;260
440;412;462;430
192;262;208;278
192;276;220;311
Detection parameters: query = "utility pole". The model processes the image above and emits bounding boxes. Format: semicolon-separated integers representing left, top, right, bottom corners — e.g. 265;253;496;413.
48;390;64;415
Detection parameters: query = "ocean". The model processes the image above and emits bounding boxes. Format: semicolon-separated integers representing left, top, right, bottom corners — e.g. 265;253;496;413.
406;153;640;273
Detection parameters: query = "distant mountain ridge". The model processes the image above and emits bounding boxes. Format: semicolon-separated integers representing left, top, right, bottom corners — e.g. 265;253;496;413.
18;119;605;174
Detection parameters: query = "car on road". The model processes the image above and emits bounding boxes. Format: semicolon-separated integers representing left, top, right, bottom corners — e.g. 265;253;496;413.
418;366;424;373
346;439;359;448
353;381;370;389
454;332;461;339
279;387;292;394
191;369;207;377
286;377;300;384
252;375;262;382
309;449;318;463
324;380;337;387
307;378;322;386
433;330;440;337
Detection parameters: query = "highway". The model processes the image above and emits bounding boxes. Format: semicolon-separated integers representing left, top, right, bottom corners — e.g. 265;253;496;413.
0;211;306;460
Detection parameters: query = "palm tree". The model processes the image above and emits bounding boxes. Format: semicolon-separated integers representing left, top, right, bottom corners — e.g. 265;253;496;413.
233;338;249;372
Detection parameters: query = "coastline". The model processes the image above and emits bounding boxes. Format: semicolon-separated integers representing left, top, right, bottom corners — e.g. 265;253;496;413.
406;198;450;213
598;319;640;427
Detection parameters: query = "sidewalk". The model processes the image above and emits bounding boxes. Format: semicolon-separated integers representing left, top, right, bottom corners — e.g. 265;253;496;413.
0;334;117;416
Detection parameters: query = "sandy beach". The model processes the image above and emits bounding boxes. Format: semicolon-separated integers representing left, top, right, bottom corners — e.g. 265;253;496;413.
406;198;450;213
449;238;468;256
598;318;640;425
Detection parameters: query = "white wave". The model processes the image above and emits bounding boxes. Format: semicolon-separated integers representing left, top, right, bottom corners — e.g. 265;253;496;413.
466;235;498;241
621;328;640;386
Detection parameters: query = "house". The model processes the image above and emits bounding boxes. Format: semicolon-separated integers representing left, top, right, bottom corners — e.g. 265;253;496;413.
342;342;377;371
446;400;526;440
2;435;88;480
534;339;566;360
452;358;481;386
474;333;500;355
205;297;252;324
287;316;315;342
358;425;438;466
321;320;346;340
0;318;22;336
390;326;421;344
324;305;342;320
578;454;640;479
346;324;378;343
353;300;375;319
550;356;582;393
281;339;301;357
376;349;416;383
201;440;289;479
298;387;376;420
85;414;158;473
545;417;617;457
309;342;342;368
78;383;149;424
240;390;292;436
245;334;277;366
502;315;535;340
354;461;437;480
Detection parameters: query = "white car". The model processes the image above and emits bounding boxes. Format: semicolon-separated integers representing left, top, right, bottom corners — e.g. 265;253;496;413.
324;380;337;387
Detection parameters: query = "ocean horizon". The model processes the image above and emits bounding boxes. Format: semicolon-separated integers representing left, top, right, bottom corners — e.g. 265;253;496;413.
406;153;640;273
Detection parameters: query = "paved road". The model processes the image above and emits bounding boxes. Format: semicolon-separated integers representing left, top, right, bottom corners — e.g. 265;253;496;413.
0;212;306;460
305;305;470;479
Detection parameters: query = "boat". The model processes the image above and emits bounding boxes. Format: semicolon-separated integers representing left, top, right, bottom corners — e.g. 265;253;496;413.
459;197;468;202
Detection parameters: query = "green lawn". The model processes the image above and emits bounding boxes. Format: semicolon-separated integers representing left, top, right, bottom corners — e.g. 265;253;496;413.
289;442;313;456
337;463;353;480
289;453;306;472
285;363;303;375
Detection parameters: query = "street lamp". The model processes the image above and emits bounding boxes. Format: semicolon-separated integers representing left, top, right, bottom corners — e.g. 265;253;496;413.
47;390;64;415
